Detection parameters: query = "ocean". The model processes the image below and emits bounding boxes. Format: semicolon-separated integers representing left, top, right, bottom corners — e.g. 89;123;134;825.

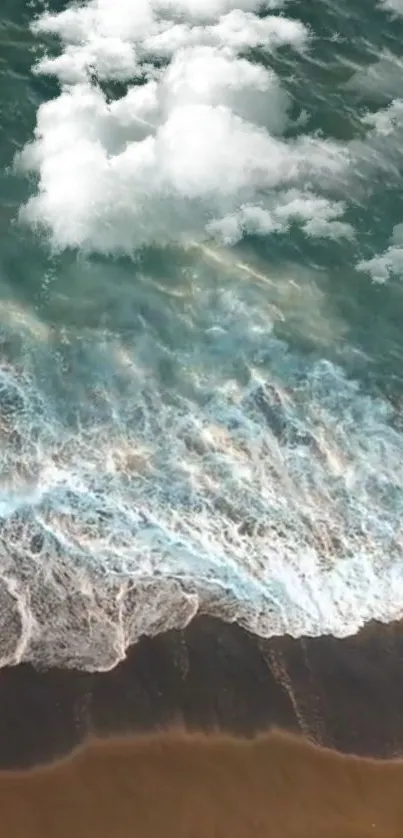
1;0;403;672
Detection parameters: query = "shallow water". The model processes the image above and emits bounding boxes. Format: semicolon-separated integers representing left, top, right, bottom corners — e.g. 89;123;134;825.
0;0;403;670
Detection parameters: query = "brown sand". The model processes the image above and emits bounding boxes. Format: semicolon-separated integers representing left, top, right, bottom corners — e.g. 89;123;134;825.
1;728;403;838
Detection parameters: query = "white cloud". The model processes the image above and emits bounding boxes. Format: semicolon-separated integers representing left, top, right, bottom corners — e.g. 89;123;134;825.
379;0;403;14
17;0;350;254
357;245;403;282
208;191;354;244
361;98;403;135
356;218;403;283
142;11;307;62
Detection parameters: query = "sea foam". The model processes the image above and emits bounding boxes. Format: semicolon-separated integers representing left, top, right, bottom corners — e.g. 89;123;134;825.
1;273;403;670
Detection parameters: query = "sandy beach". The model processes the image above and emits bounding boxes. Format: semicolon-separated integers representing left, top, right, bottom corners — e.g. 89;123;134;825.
1;728;403;838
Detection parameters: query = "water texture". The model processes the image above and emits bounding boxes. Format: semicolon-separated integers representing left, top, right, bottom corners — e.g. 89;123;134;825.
0;0;403;670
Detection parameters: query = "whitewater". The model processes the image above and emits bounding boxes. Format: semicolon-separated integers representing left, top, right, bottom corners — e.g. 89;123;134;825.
0;0;403;670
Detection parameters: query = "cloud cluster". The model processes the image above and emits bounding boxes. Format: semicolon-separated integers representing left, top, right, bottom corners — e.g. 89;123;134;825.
16;0;353;254
357;222;403;282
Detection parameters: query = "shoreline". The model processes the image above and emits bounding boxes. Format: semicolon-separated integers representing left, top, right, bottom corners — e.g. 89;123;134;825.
0;615;402;768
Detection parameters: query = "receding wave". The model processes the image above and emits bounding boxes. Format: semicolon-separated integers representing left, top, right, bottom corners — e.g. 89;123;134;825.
1;275;402;670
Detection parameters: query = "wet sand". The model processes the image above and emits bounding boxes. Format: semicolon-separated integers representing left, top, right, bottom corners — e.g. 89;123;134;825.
1;728;403;838
1;615;403;835
0;615;403;769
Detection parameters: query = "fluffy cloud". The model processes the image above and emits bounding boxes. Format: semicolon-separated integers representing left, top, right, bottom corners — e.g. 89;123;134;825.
16;0;353;254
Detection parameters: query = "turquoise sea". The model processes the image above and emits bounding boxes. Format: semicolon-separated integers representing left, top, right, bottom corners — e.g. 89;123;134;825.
1;0;403;670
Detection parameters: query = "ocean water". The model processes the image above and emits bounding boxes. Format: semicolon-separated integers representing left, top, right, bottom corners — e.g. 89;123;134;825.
1;0;403;671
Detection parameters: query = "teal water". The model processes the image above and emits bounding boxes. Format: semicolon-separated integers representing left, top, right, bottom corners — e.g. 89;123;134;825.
0;0;403;671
